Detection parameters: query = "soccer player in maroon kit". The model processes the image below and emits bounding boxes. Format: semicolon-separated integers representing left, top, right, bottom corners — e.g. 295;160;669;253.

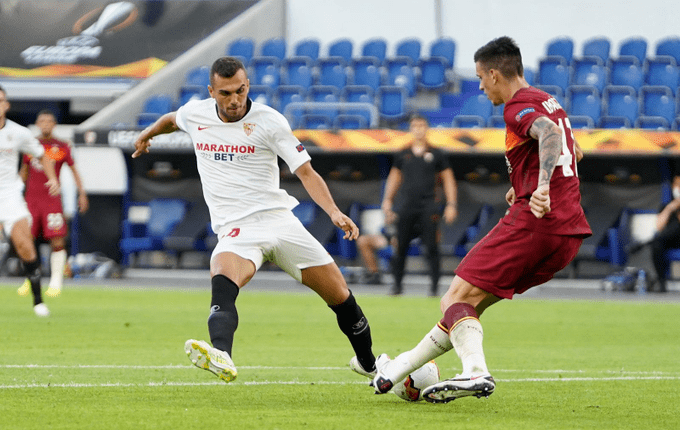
18;110;89;297
370;37;592;403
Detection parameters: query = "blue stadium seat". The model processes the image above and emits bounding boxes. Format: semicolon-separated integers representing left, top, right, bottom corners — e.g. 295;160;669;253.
493;103;505;116
418;57;447;90
248;85;273;106
603;85;638;125
523;68;535;85
568;115;595;129
635;116;671;130
460;93;493;121
351;57;383;90
260;37;286;60
567;85;601;124
334;114;368;129
452;115;485;128
227;38;255;65
142;94;174;115
299;114;331;130
283;57;314;89
177;85;206;107
534;84;565;107
645;56;679;95
546;37;574;64
307;86;339;121
385;61;416;96
608;56;643;92
640;85;676;123
377;86;407;120
250;57;281;89
294;38;320;61
619;37;647;64
429;37;455;69
538;56;570;92
328;38;353;63
361;38;387;63
185;66;210;87
342;85;374;103
317;57;348;90
655;37;680;65
137;113;160;128
571;56;606;93
421;109;453;128
582;37;611;64
487;115;506;128
275;85;307;126
599;116;631;129
395;38;421;63
292;201;317;226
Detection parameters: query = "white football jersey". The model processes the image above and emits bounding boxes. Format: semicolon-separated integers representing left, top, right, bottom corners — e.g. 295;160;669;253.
176;98;311;232
0;119;44;198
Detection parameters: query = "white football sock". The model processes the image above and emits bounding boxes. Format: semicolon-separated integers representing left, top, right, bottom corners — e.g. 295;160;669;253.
384;324;453;383
49;249;67;289
449;318;489;377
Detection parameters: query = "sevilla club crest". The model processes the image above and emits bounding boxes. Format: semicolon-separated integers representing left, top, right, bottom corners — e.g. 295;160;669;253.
243;123;256;136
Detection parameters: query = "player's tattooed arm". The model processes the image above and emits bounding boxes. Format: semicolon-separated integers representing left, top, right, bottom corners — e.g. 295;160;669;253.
529;116;562;187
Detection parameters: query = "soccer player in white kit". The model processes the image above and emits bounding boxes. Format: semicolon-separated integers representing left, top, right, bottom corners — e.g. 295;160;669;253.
0;85;60;316
132;57;377;382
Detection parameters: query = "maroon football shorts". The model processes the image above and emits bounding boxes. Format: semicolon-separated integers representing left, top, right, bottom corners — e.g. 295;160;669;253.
455;220;583;299
27;196;67;240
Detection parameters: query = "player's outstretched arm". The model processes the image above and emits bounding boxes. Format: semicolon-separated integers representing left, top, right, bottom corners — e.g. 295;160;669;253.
294;161;359;240
528;116;563;219
132;112;179;158
40;155;61;197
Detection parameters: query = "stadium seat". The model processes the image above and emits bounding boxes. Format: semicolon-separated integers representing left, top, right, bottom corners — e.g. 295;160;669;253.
141;94;174;115
275;85;307;126
248;85;273;106
227;38;255;65
568;115;595;129
317;57;348;90
250;57;281;89
376;85;407;120
571;56;606;93
635;115;671;130
523;68;535;85
582;37;611;64
308;85;339;102
185;66;210;87
328;38;353;62
429;37;455;69
655;37;680;64
283;57;314;89
603;85;638;125
566;85;601;124
546;37;574;64
599;116;631;129
538;56;570;92
292;201;317;227
487;115;506;128
534;84;565;107
361;38;387;63
177;85;206;107
385;61;416;96
352;57;383;90
137;113;160;128
260;37;286;60
294;38;320;61
342;85;374;103
395;38;421;63
608;56;643;92
299;114;331;130
460;93;493;121
640;85;676;123
452;115;485;128
333;114;368;129
645;56;679;95
421;109;453;128
418;57;447;90
619;37;647;64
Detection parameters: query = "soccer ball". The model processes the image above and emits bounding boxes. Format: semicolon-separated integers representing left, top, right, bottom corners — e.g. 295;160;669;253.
392;361;440;402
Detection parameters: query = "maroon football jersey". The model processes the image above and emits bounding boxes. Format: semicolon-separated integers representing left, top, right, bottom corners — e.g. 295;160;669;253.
23;137;74;199
502;87;591;236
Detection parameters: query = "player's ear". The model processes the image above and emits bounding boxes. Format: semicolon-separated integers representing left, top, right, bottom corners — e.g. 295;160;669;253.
208;85;214;98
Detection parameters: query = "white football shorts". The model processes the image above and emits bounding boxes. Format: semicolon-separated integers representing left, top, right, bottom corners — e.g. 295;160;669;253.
212;209;334;282
0;190;32;238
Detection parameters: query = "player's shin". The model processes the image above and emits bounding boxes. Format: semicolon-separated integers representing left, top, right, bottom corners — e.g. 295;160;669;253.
23;259;43;305
207;275;239;356
49;249;67;289
383;324;453;383
442;303;489;377
330;291;376;372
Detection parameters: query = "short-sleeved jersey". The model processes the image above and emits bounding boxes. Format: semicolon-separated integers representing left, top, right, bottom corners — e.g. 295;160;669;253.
23;137;74;199
176;98;311;232
503;87;591;236
0;119;44;198
393;145;450;207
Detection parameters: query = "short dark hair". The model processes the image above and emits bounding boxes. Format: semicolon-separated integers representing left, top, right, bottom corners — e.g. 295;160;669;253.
37;109;56;120
210;57;246;85
474;36;523;78
409;113;429;125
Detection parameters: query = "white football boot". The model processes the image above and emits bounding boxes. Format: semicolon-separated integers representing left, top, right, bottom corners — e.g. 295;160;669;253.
422;374;495;403
33;303;50;317
349;356;377;379
184;339;237;383
370;354;395;394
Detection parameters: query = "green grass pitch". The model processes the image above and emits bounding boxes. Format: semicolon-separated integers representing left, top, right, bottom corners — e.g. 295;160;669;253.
1;282;679;430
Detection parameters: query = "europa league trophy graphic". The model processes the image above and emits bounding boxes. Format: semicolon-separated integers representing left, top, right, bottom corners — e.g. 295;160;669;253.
80;2;137;38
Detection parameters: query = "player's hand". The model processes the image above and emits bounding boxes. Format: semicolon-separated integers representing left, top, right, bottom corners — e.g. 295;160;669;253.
45;178;61;197
330;210;359;241
443;205;457;224
505;187;516;206
78;192;89;213
529;184;551;218
132;135;152;158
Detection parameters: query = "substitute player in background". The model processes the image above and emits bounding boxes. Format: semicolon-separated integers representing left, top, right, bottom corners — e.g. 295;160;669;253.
0;86;60;316
18;110;89;298
370;37;592;403
132;57;377;382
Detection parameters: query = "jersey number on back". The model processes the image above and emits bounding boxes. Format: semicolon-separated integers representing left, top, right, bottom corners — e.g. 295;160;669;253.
556;118;576;177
